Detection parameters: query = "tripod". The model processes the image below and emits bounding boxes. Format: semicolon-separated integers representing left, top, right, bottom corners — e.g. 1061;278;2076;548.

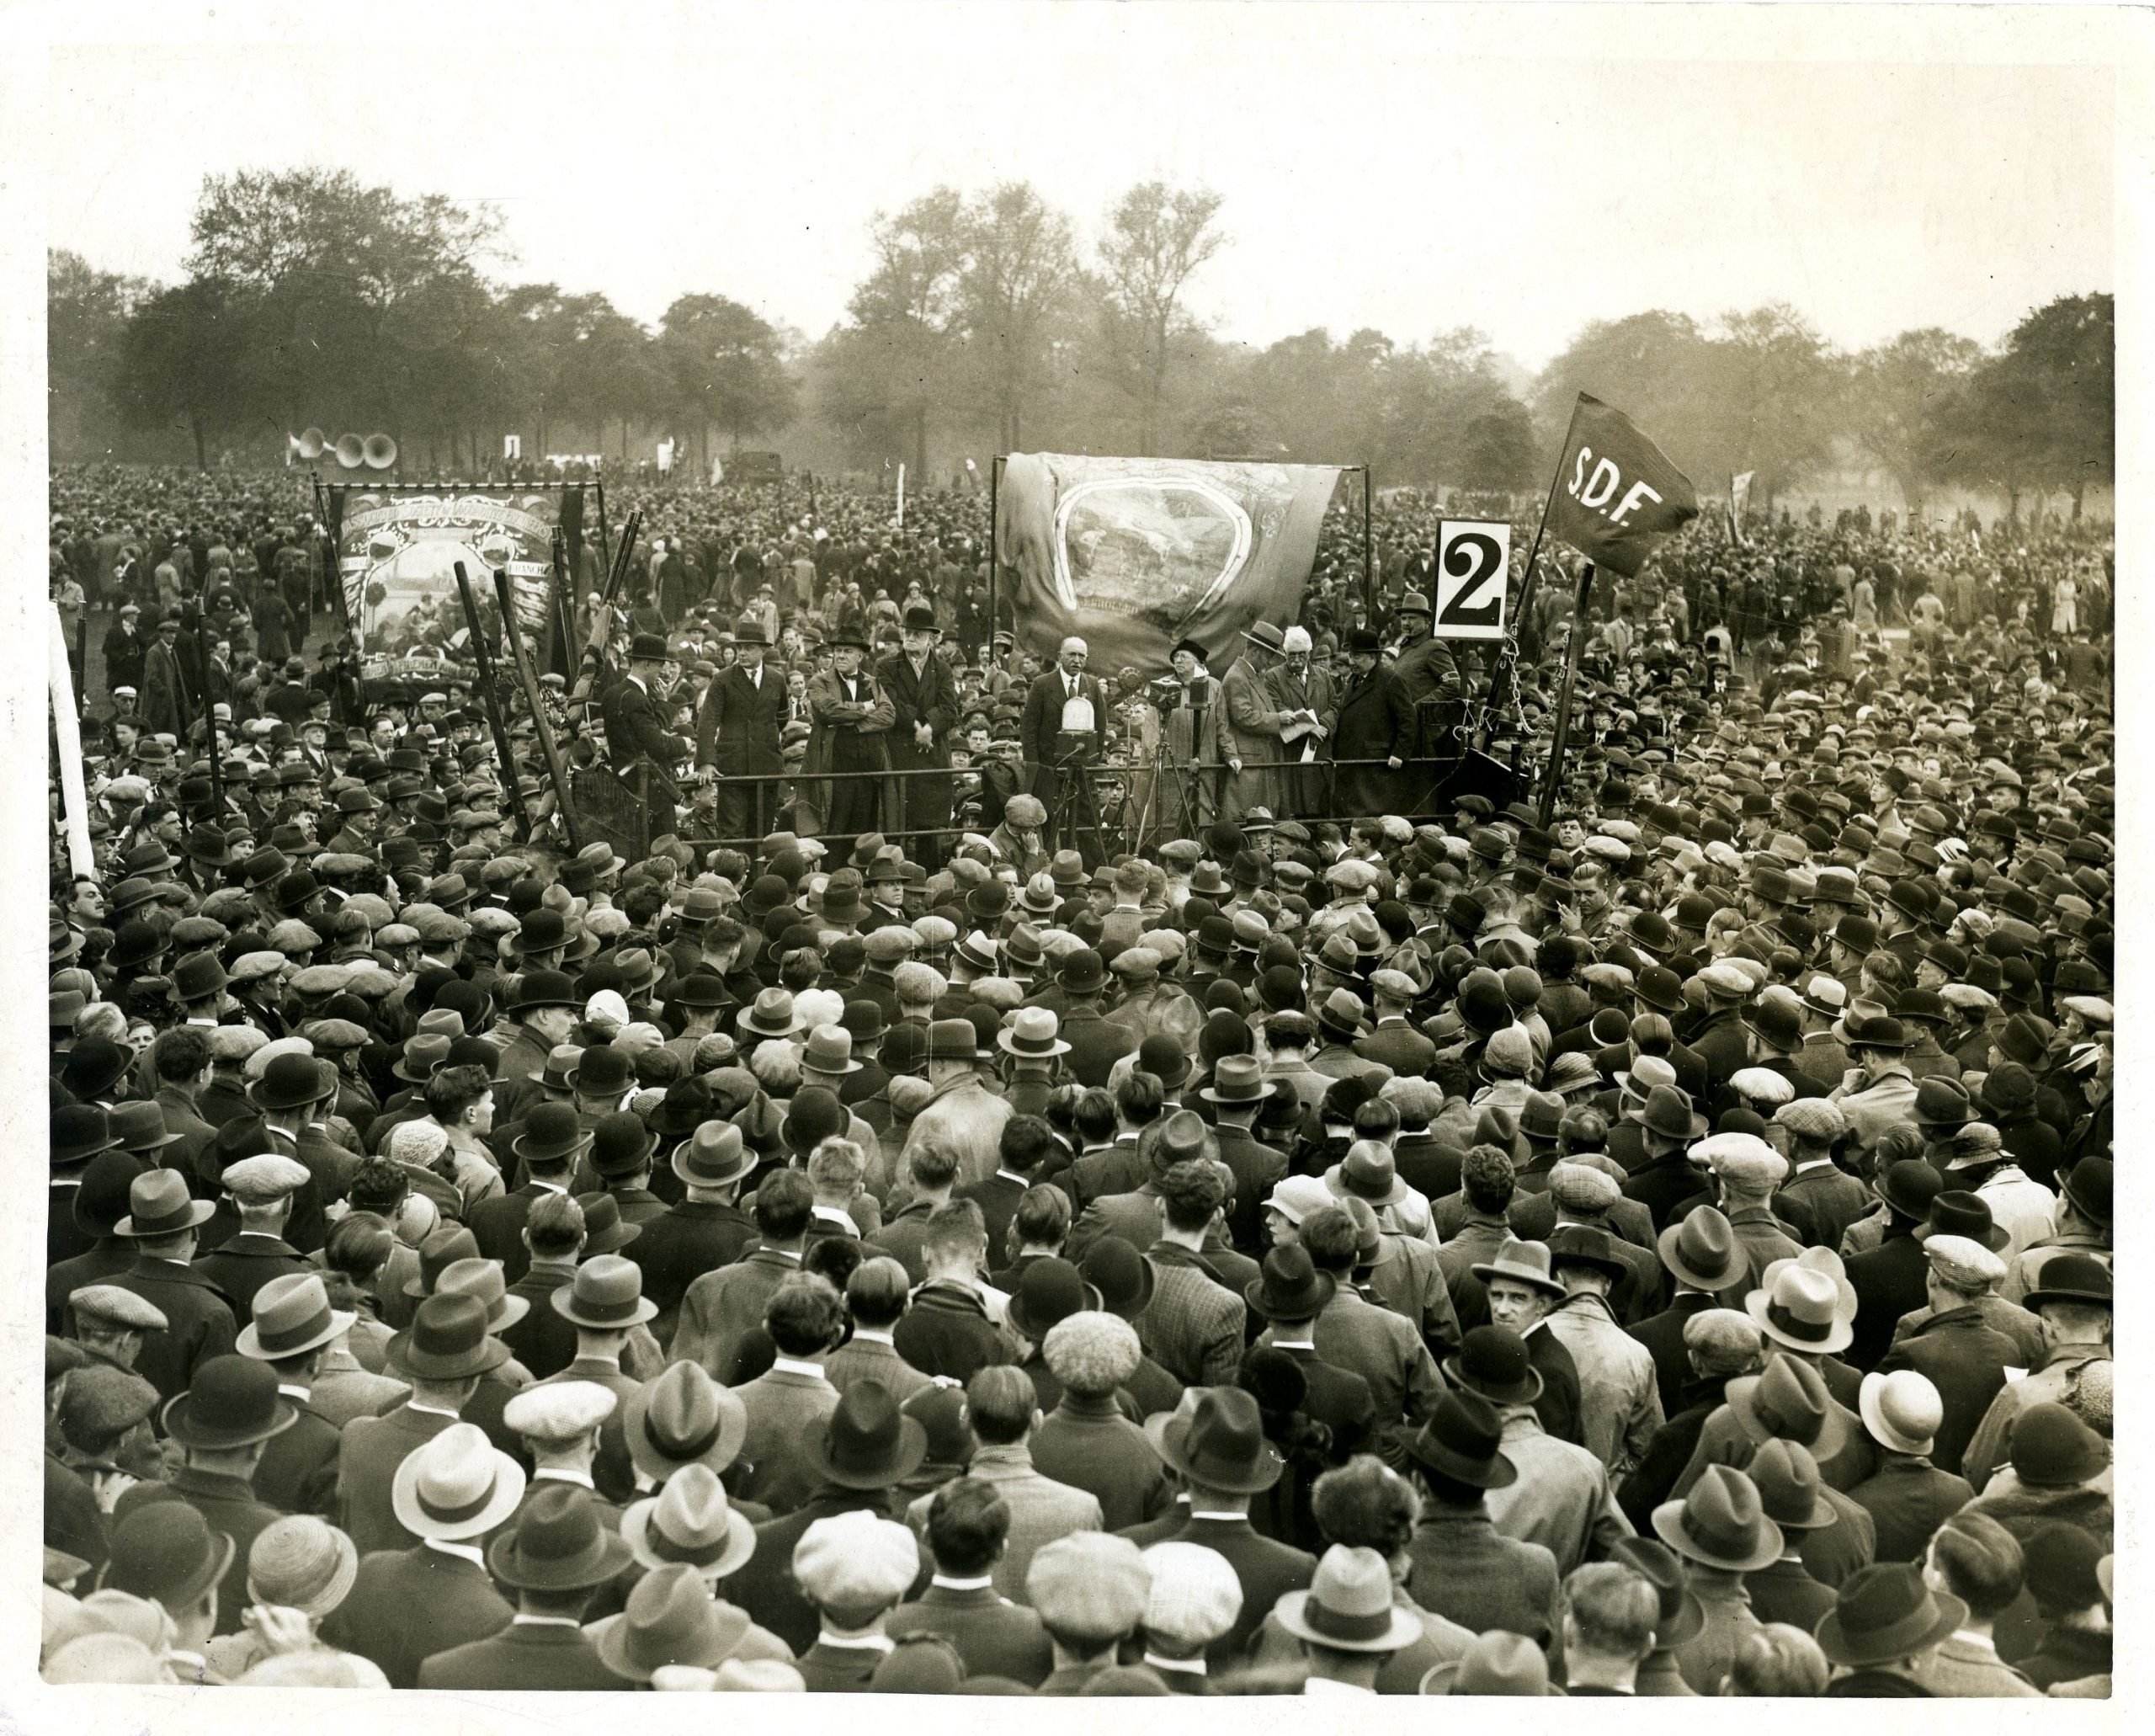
1046;732;1103;865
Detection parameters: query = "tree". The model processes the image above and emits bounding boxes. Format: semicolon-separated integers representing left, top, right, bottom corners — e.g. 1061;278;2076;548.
49;250;152;458
1699;303;1840;503
1966;293;2113;518
827;189;970;476
1459;398;1538;496
1097;181;1227;455
551;294;661;461
960;183;1078;453
114;280;255;467
1845;327;1985;514
659;295;797;469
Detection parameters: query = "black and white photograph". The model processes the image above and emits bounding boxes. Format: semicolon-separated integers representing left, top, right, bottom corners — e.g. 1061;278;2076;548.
5;0;2140;1710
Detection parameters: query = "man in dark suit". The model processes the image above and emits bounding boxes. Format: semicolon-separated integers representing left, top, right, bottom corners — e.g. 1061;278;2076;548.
1872;1236;2018;1476
875;604;960;867
1019;636;1108;863
1197;1058;1288;1257
192;1154;312;1325
887;1476;1054;1685
498;1193;586;1380
318;1425;522;1684
634;1123;758;1342
1136;1163;1246;1387
1626;1207;1747;1419
1844;1162;1946;1371
468;1104;588;1285
338;1293;509;1554
694;619;787;840
416;1484;629;1689
1052;953;1142;1089
599;631;689;811
1128;1387;1317;1665
106;1169;238;1404
112;1354;294;1635
237;1272;351;1516
955;1113;1054;1258
1245;1245;1376;1458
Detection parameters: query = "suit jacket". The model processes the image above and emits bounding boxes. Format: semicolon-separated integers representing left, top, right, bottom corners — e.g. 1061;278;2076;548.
1845;1228;1933;1372
337;1400;460;1555
874;647;960;766
1407;1505;1561;1645
1144;1512;1315;1667
1020;667;1108;796
1031;1393;1173;1532
1628;1291;1726;1420
823;1333;935;1404
113;1254;238;1404
671;1244;803;1381
1845;1453;1975;1563
600;671;688;785
191;1232;308;1324
115;1467;280;1636
891;1280;1014;1383
1059;1004;1139;1090
633;1198;756;1339
253;1388;342;1516
1874;1305;2016;1476
695;659;787;773
1307;1286;1442;1430
1211;1124;1288;1255
321;1542;513;1687
1622;1148;1710;1235
1484;1411;1633;1576
307;1346;411;1428
1266;1343;1376;1460
495;1258;582;1379
1137;1243;1246;1387
887;1580;1053;1686
955;1170;1034;1258
1775;1162;1875;1252
418;1617;622;1691
732;1365;841;1514
913;1441;1104;1600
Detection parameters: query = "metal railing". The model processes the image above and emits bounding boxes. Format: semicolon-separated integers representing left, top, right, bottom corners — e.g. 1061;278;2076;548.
656;754;1484;853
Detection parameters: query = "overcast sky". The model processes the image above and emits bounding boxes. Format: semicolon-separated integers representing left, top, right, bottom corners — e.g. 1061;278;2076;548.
40;2;2117;370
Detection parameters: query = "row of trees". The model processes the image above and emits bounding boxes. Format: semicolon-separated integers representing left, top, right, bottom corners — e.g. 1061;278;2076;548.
49;168;2113;517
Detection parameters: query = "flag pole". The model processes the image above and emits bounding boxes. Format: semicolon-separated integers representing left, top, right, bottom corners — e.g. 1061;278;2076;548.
1537;562;1596;827
1480;397;1582;739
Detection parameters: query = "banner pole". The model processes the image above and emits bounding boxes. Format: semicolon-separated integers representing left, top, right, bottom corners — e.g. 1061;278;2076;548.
988;455;1003;643
194;609;224;820
1361;466;1375;619
453;562;535;845
1479;407;1577;739
492;565;584;854
1536;562;1596;828
50;605;94;882
594;476;613;595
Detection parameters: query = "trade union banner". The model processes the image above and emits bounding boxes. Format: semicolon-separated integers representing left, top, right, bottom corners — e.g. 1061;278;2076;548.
328;485;571;665
996;452;1343;678
1544;394;1700;577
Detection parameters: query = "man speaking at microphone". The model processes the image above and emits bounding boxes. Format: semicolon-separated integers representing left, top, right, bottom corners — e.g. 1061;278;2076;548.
1020;636;1108;865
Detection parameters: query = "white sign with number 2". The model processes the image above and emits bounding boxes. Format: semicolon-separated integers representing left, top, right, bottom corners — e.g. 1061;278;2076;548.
1431;519;1511;641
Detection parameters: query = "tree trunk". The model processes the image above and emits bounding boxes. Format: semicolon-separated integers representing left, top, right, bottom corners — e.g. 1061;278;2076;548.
913;407;929;482
190;413;207;471
2072;481;2085;520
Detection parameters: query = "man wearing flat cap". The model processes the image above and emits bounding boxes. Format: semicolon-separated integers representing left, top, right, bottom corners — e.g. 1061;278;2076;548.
1873;1235;2019;1478
194;1154;312;1323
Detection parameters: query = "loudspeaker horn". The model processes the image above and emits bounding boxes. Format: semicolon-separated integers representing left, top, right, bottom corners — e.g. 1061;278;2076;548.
362;433;397;471
334;434;366;469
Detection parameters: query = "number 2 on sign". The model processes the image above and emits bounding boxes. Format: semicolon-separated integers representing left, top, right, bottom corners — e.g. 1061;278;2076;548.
1433;519;1511;641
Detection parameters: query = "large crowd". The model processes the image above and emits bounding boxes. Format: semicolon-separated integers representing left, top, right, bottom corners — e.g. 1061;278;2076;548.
39;458;2115;1696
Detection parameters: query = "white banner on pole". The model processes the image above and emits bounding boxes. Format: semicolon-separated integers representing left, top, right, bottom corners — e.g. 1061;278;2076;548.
50;604;93;881
896;462;907;527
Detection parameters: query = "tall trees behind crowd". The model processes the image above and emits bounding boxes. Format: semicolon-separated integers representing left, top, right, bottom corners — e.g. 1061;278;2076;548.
51;168;2112;516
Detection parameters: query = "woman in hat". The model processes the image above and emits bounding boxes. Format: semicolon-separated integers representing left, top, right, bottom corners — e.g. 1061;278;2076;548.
1154;637;1235;838
801;629;897;844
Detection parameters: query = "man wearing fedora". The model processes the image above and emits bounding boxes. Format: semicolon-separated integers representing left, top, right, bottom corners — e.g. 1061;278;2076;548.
416;1483;631;1690
694;615;789;842
1403;1388;1562;1647
532;1254;656;1501
674;1170;816;1384
721;1381;930;1657
1814;1560;1961;1695
114;1354;295;1634
900;1017;1012;1190
633;1120;758;1339
237;1271;355;1516
1469;1237;1584;1450
1651;1462;1780;1691
108;1168;238;1404
336;1291;514;1555
1541;1224;1663;1478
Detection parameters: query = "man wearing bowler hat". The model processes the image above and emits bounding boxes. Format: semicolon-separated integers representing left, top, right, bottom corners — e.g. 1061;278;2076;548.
876;603;960;867
694;615;789;841
601;630;690;813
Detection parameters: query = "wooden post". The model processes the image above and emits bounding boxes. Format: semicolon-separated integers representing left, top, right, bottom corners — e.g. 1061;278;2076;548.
1361;465;1375;618
492;566;584;854
1537;562;1597;827
451;562;535;845
194;609;224;819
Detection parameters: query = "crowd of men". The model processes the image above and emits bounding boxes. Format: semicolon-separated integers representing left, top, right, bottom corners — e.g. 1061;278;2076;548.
40;461;2114;1695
